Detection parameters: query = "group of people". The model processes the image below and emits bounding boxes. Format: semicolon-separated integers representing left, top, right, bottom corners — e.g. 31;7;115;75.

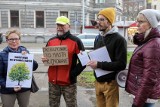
0;7;160;107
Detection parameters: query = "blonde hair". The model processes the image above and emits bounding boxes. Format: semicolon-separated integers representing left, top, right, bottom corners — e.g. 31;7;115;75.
5;29;21;39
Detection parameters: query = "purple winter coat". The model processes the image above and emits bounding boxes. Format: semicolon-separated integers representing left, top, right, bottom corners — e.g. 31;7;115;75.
125;28;160;107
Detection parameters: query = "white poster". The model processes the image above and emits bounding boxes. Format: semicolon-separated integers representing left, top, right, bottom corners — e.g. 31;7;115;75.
6;53;34;88
88;46;113;77
77;51;90;66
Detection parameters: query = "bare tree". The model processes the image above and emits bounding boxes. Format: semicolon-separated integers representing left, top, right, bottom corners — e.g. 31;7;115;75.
123;0;145;21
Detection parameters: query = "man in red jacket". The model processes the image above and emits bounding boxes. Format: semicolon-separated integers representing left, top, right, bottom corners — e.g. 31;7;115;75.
42;16;85;107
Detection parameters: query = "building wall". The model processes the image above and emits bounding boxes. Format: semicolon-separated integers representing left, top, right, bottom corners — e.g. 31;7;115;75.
0;1;83;36
152;0;160;10
0;0;123;43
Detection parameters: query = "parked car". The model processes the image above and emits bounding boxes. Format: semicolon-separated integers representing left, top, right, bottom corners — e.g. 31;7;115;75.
77;33;97;49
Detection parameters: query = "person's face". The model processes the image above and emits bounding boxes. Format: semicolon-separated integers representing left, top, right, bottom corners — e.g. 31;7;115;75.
97;15;111;32
56;24;70;36
136;14;151;34
6;33;20;50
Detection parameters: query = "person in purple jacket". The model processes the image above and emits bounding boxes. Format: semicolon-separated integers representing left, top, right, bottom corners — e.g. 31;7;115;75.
125;9;160;107
0;29;38;107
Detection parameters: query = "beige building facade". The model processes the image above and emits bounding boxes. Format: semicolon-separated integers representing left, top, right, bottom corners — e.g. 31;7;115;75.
0;0;123;42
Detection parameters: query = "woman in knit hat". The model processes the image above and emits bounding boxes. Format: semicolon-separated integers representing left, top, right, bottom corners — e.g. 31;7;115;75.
125;9;160;107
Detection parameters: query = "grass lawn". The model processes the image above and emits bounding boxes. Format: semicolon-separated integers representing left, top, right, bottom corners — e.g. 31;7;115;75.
77;71;95;88
77;51;133;88
127;51;133;64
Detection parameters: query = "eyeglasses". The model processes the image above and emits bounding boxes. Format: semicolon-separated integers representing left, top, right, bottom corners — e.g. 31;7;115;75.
96;18;107;22
136;20;148;24
7;38;20;42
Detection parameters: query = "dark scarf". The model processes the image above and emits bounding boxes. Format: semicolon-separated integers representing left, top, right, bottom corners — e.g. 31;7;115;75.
133;28;160;46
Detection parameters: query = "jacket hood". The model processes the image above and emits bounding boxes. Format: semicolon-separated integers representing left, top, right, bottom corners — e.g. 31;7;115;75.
100;26;118;36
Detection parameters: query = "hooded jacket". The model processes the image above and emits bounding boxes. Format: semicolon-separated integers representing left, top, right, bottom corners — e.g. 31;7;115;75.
46;31;85;85
125;28;160;107
94;26;127;82
0;46;38;94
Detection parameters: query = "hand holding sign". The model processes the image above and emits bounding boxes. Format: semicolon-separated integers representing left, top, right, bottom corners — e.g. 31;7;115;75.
41;55;49;62
21;51;27;55
14;86;21;92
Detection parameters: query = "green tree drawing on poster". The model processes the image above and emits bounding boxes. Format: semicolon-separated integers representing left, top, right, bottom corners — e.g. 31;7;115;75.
9;62;30;86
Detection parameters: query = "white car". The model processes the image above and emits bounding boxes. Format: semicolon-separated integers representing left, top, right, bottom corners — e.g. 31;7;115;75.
77;33;97;49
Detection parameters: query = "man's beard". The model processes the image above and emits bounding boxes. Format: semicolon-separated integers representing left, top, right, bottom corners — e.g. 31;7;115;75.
98;25;106;31
57;31;64;36
57;29;68;36
99;28;106;31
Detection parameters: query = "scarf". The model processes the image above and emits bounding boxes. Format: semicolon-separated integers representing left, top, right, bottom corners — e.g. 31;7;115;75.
133;28;160;46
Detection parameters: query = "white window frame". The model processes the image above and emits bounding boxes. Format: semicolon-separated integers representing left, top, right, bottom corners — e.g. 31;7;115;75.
34;10;45;28
60;11;68;17
9;10;20;28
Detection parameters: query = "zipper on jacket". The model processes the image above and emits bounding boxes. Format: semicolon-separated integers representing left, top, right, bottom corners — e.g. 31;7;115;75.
60;40;62;45
55;66;58;84
55;39;62;84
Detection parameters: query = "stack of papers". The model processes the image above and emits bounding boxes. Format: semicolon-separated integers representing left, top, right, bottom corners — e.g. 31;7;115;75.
78;46;113;77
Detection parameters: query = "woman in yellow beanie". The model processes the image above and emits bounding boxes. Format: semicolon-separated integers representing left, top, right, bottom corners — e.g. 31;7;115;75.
87;7;127;107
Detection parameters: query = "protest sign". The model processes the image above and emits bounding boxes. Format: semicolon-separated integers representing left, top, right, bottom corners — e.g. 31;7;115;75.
6;53;33;88
43;45;69;66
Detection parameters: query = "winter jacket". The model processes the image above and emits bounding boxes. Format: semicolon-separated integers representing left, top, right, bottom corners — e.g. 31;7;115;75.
46;31;85;85
94;26;127;82
0;46;38;94
125;28;160;107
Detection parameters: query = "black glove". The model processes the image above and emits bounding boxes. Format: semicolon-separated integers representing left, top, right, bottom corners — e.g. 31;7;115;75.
132;104;137;107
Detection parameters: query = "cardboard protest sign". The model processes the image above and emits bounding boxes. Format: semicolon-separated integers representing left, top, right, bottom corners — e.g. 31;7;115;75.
6;53;33;88
43;45;69;66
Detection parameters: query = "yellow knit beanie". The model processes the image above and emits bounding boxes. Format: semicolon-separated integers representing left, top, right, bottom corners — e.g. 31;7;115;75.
98;7;116;25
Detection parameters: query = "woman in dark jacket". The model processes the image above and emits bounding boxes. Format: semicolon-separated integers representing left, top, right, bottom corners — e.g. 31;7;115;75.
125;9;160;107
0;29;38;107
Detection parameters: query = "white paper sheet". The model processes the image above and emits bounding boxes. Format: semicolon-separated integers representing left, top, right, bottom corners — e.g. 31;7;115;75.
78;51;90;66
88;46;113;77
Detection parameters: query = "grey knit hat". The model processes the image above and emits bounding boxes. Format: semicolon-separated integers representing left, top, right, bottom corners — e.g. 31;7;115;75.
139;9;160;28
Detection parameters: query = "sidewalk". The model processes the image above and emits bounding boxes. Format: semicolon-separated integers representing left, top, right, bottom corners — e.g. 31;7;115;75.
15;72;133;107
0;43;160;107
25;72;160;107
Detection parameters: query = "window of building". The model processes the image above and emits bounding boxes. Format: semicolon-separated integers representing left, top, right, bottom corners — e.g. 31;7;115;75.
60;11;68;17
36;11;44;28
10;10;19;27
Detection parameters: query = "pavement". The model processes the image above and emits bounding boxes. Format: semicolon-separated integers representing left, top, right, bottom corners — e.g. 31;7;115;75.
0;42;160;107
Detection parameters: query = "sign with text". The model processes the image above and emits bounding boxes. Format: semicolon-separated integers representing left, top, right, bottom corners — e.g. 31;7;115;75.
6;53;33;88
43;45;69;66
